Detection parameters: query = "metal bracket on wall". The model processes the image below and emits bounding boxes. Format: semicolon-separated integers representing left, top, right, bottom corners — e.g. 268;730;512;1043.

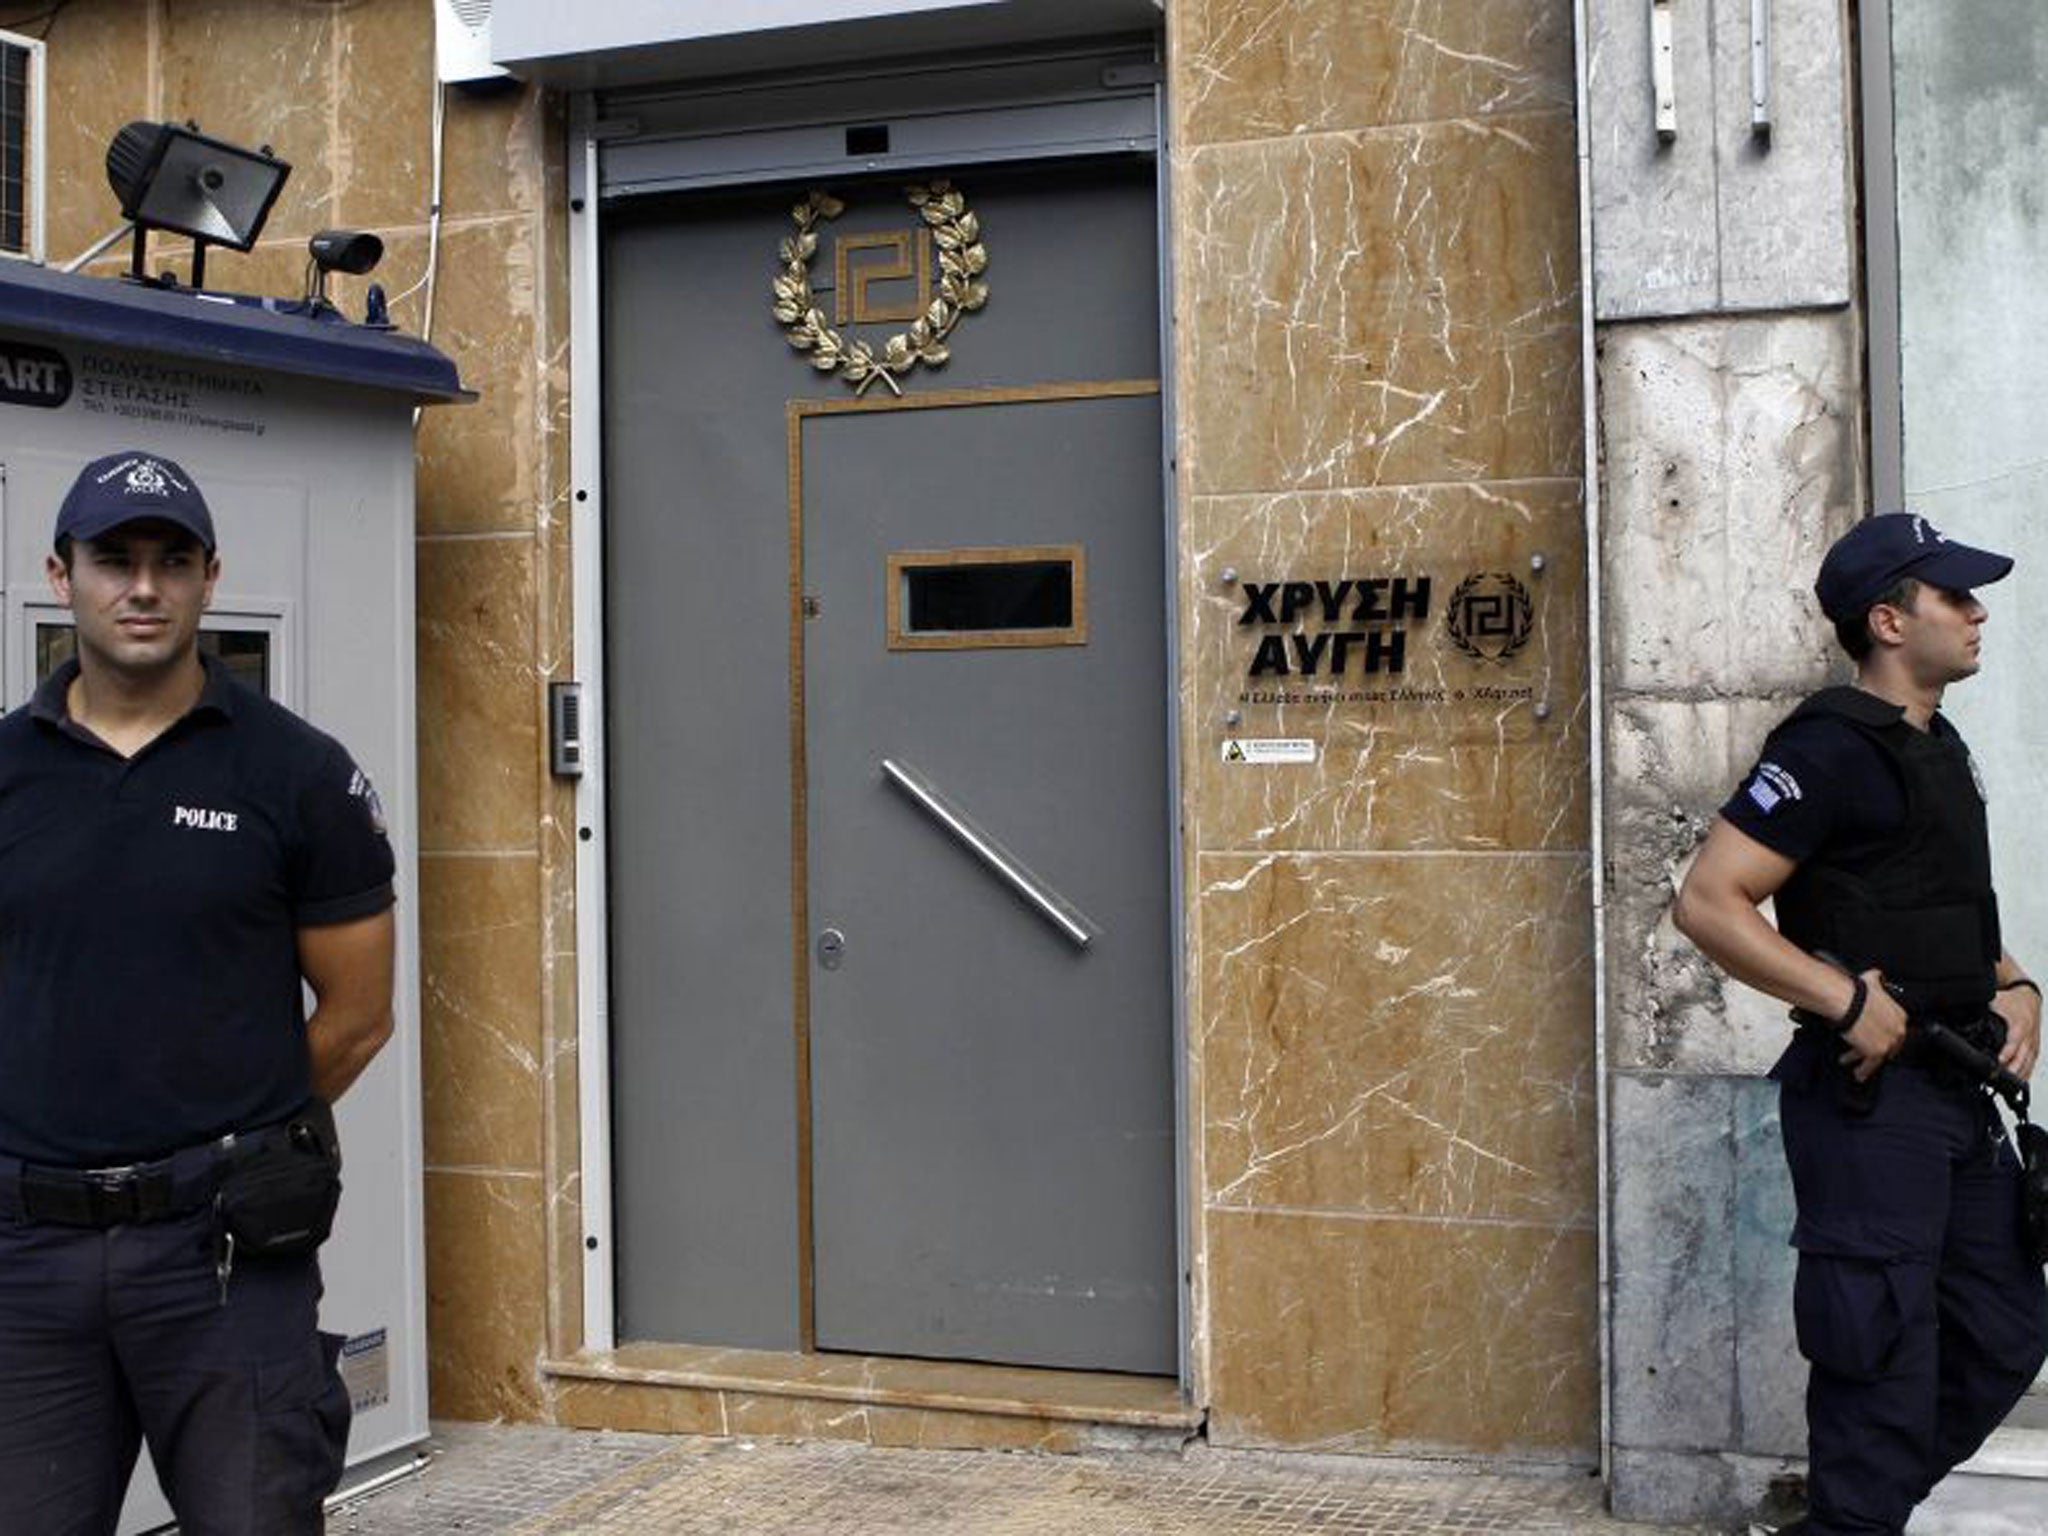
1651;0;1678;143
1751;0;1773;140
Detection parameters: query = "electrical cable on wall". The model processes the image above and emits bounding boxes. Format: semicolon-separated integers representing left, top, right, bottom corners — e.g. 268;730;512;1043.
388;78;446;425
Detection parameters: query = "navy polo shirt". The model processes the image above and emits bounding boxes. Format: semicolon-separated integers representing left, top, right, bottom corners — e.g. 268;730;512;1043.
0;655;394;1166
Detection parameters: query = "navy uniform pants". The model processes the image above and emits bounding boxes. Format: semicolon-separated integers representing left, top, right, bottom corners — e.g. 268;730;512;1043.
1775;1031;2048;1535
0;1179;348;1536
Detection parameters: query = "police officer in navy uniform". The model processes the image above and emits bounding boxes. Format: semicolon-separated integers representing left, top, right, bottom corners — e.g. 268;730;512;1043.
1677;513;2048;1535
0;451;396;1534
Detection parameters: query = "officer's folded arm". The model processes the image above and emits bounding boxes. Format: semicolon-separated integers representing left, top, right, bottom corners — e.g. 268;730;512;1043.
1674;817;1909;1078
299;908;397;1103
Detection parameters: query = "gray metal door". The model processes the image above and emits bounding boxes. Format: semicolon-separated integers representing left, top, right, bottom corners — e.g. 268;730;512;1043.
604;162;1172;1370
800;387;1175;1372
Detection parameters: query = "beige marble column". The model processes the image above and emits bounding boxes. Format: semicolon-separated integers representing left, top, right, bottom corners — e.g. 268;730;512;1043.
1168;0;1598;1456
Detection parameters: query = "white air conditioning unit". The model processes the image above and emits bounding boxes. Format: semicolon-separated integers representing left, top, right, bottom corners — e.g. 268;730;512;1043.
434;0;507;86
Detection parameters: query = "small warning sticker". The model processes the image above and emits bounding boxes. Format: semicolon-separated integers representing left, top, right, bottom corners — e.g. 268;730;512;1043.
341;1328;390;1413
1220;738;1316;765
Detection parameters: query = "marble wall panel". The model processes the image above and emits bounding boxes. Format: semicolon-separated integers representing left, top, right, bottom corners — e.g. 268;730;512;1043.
1177;114;1580;496
1598;314;1859;696
32;6;154;259
1586;0;1719;320
421;852;545;1171
724;1394;880;1441
1593;0;1853;318
1200;853;1595;1224
1172;0;1574;147
330;2;548;228
1608;1074;1735;1448
1708;0;1852;312
331;0;436;234
865;1406;1101;1452
425;1168;549;1422
158;0;338;241
1732;1080;1802;1455
442;85;549;224
551;1378;728;1436
1604;696;1814;1076
406;220;546;537
1190;482;1587;851
416;535;542;852
1206;1207;1597;1454
548;1379;1108;1451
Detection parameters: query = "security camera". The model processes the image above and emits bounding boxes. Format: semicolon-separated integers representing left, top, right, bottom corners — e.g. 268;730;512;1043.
303;229;385;317
309;229;383;277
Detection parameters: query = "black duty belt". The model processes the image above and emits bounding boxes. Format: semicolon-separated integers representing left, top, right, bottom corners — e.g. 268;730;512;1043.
7;1140;228;1229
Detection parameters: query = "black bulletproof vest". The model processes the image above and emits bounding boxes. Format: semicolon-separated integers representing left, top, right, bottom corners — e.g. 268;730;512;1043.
1770;687;2001;1020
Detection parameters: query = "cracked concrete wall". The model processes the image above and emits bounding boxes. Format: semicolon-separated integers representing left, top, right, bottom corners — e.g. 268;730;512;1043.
1585;0;1867;1525
1600;315;1863;1526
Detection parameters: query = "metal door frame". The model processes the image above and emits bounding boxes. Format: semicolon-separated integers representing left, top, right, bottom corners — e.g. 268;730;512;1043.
568;45;1187;1380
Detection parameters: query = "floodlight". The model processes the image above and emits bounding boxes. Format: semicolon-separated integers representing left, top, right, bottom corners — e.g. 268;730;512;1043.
103;120;290;287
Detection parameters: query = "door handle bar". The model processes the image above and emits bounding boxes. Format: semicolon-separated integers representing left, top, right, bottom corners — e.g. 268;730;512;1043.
880;758;1098;949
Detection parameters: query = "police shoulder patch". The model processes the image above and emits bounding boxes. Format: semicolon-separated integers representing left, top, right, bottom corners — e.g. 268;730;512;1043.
348;765;389;837
1745;760;1803;815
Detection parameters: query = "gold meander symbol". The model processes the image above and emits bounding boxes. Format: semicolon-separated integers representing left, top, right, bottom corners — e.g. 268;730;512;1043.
773;182;990;396
835;230;932;326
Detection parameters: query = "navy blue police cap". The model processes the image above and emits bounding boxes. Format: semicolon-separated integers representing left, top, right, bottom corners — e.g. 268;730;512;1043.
1814;512;2011;622
54;451;216;554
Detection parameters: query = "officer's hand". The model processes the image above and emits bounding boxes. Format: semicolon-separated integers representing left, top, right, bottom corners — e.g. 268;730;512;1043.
1992;984;2041;1081
1839;969;1908;1082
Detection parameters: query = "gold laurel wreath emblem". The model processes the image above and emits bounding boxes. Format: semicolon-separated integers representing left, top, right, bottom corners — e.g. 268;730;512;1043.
1445;572;1535;664
772;183;990;396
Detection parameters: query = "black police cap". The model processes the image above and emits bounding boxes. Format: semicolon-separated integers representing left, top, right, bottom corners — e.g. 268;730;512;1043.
1815;512;2010;622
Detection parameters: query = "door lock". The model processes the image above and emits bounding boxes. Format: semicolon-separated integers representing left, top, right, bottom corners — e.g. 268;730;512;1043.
817;927;846;970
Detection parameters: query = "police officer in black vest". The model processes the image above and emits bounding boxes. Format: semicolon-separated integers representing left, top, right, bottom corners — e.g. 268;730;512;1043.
1677;513;2048;1535
0;452;396;1533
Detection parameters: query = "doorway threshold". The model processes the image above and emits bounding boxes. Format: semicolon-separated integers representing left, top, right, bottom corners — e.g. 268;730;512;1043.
543;1344;1198;1452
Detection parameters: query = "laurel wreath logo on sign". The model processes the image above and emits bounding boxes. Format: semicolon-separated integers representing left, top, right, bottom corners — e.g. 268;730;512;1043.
1445;572;1535;664
772;183;990;396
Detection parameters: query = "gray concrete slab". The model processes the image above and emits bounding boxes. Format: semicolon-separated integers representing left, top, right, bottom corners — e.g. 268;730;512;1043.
1609;1074;1737;1451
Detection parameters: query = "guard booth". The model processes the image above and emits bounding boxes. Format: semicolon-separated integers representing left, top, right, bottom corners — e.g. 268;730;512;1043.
0;260;465;1531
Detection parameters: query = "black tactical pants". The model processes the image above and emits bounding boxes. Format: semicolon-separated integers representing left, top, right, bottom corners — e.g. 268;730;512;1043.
0;1179;348;1536
1775;1031;2048;1535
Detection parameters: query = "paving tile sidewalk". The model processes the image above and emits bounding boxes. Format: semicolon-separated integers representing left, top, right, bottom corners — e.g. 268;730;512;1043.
331;1423;1723;1536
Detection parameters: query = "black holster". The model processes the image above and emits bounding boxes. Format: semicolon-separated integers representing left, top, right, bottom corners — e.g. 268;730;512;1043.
2019;1117;2048;1267
214;1098;343;1259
